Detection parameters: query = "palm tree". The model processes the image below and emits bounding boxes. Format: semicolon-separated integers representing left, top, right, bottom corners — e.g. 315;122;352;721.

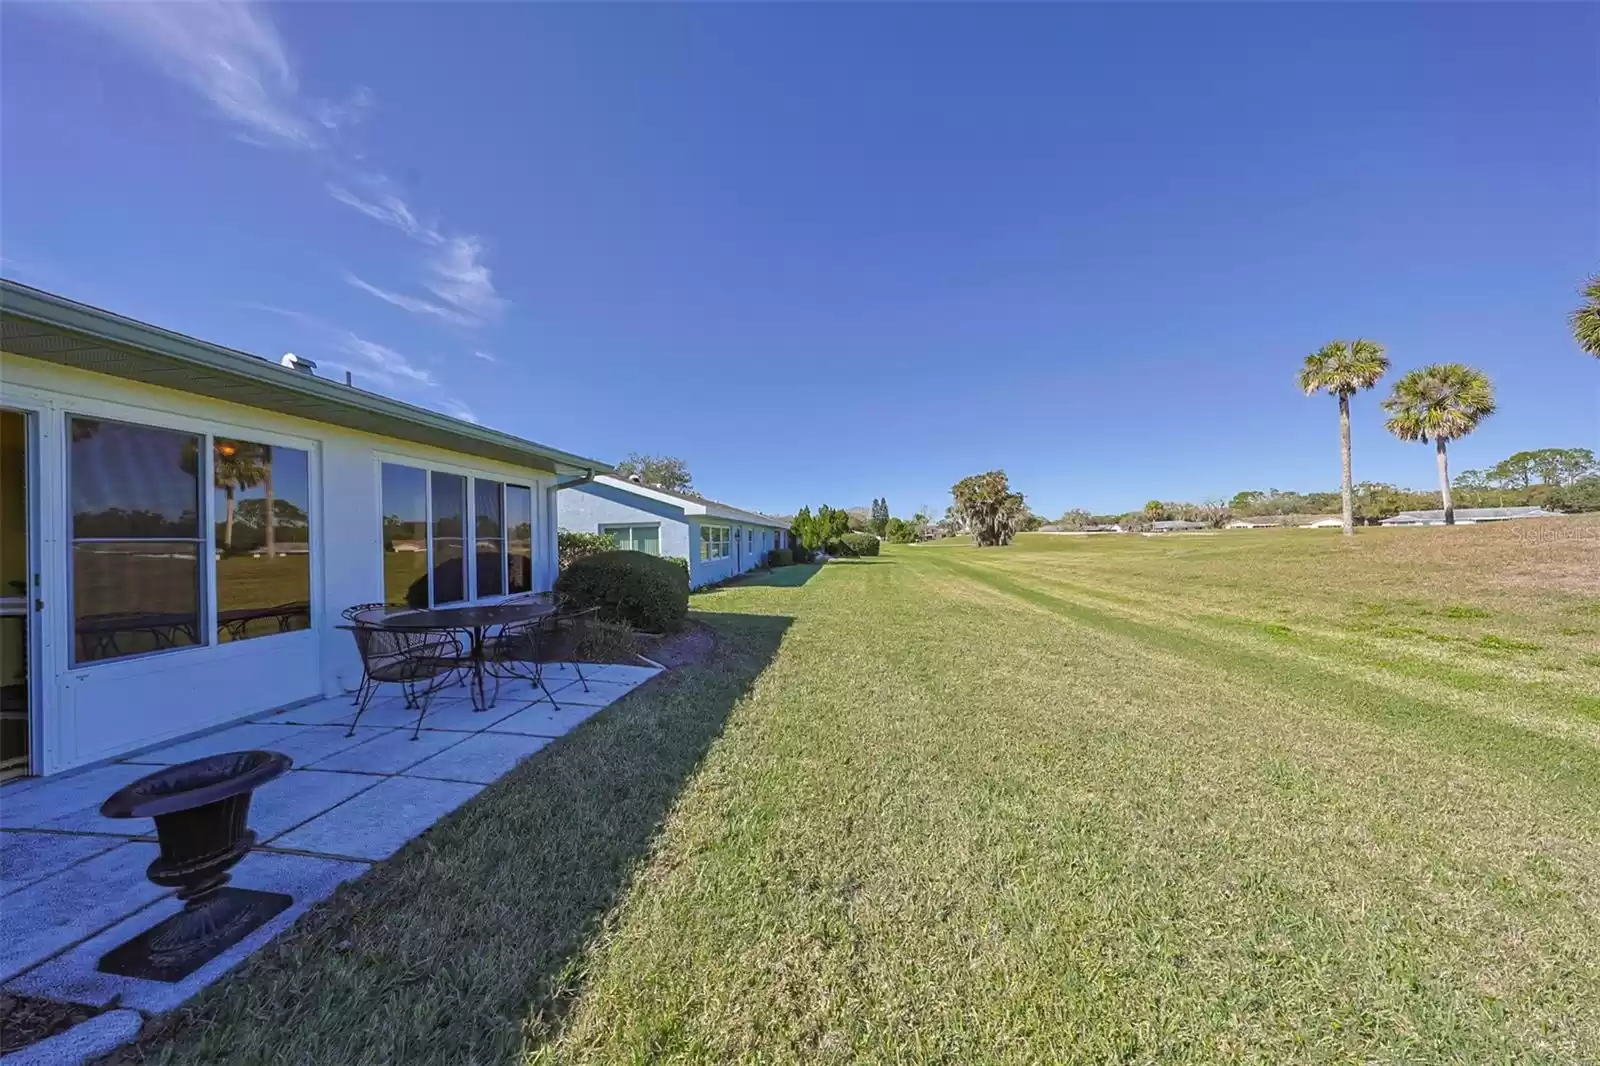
1572;274;1600;359
1297;339;1389;536
1382;364;1496;525
214;442;266;552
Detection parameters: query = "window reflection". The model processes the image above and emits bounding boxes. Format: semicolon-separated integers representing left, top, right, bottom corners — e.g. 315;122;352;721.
214;439;311;642
475;479;504;598
382;464;429;607
506;485;533;594
431;471;467;605
70;418;203;664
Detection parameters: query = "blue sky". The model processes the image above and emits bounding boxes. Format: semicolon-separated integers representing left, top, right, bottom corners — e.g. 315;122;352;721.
3;3;1595;518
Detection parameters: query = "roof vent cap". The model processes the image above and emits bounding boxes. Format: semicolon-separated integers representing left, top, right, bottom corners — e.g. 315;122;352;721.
628;473;643;484
280;352;317;375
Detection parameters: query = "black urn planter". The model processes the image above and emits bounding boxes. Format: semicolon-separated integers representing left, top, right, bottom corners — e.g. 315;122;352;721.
97;749;293;982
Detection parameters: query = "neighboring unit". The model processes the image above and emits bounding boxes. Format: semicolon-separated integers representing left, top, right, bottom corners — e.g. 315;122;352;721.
0;280;611;778
559;475;788;588
1149;520;1209;533
1379;506;1563;526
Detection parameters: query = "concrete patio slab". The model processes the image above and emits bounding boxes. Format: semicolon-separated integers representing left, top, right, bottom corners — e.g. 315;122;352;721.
120;722;318;766
1;832;122;898
545;680;637;707
0;765;156;832
253;769;384;842
267;694;364;726
5;850;368;1014
271;776;484;861
403;732;551;785
586;663;663;685
129;724;390;770
307;727;466;775
338;697;521;733
487;703;604;739
0;1008;143;1066
0;843;165;983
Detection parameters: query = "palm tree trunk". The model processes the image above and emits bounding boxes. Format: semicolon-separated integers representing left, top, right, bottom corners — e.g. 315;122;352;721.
263;446;276;559
1436;438;1454;525
224;486;236;551
1338;392;1354;536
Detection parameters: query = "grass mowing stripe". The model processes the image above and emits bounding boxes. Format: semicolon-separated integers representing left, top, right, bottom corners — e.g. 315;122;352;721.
918;551;1600;799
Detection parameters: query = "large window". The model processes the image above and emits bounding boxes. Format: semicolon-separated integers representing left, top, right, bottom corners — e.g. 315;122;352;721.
71;418;203;664
700;524;729;561
381;464;429;606
475;479;504;598
214;438;311;642
506;485;533;594
602;524;660;555
69;416;314;665
381;462;535;607
431;471;467;605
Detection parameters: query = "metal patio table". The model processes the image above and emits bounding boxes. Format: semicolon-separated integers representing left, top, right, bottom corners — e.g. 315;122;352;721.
376;600;556;711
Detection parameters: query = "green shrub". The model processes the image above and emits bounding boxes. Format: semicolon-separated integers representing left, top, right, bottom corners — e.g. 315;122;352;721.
826;532;880;557
554;550;688;632
663;555;690;584
790;544;814;564
558;529;617;570
767;548;793;567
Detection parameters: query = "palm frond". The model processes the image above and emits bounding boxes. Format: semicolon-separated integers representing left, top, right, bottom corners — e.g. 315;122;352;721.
1571;274;1600;359
1381;363;1496;444
1298;339;1389;396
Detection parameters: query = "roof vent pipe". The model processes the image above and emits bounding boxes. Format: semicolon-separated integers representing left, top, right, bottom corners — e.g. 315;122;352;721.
279;352;317;376
628;473;643;484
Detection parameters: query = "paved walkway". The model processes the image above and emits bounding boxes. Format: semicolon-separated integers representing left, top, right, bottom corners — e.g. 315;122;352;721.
0;663;657;1020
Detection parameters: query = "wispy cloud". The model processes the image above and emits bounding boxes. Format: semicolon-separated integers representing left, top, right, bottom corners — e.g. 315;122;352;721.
437;398;479;424
326;182;442;246
63;1;509;326
76;1;323;149
422;236;505;322
338;332;438;387
473;350;498;363
343;272;477;326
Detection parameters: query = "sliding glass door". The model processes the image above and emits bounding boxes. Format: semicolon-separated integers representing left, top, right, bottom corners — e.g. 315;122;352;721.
380;461;535;608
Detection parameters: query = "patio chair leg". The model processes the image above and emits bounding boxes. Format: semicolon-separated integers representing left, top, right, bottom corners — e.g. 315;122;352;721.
572;658;590;692
347;678;379;737
409;681;436;740
351;673;369;707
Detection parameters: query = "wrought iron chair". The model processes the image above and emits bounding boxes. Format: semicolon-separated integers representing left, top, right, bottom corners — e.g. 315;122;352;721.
536;602;602;693
341;603;397;705
338;624;465;739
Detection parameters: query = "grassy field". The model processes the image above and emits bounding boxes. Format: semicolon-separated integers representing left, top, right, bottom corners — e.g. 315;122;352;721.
150;518;1600;1064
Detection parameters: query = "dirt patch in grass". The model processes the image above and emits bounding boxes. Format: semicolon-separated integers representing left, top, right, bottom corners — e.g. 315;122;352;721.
1;993;102;1056
636;619;717;669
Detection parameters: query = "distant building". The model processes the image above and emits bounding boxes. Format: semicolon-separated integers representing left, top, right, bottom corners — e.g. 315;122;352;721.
1150;520;1208;533
1380;506;1562;526
1301;516;1345;529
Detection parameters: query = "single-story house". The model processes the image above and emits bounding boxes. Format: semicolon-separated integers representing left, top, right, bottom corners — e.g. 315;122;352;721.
0;280;611;780
1301;516;1345;529
558;475;789;588
1380;506;1562;526
1226;518;1276;529
1150;520;1208;533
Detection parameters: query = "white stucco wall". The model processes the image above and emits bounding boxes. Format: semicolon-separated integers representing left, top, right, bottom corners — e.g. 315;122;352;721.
1;351;562;774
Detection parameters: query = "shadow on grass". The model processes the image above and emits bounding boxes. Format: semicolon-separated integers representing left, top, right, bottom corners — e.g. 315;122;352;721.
143;610;793;1066
729;562;824;587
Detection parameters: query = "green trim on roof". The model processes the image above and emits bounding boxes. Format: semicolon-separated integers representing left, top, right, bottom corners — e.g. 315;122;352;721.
0;279;613;477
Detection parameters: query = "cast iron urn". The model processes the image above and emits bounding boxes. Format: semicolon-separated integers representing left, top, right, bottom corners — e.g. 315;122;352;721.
97;749;293;982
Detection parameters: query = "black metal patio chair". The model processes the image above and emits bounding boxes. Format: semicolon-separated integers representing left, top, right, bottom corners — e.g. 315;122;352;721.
338;624;465;739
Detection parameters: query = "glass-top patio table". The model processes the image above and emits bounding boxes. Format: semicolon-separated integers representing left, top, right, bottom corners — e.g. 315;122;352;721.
375;600;556;711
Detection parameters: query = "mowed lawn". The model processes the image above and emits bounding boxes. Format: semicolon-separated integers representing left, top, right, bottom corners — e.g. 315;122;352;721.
152;519;1600;1065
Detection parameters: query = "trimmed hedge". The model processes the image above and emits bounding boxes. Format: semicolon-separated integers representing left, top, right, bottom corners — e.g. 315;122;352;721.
767;548;793;567
554;550;688;633
826;532;880;558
